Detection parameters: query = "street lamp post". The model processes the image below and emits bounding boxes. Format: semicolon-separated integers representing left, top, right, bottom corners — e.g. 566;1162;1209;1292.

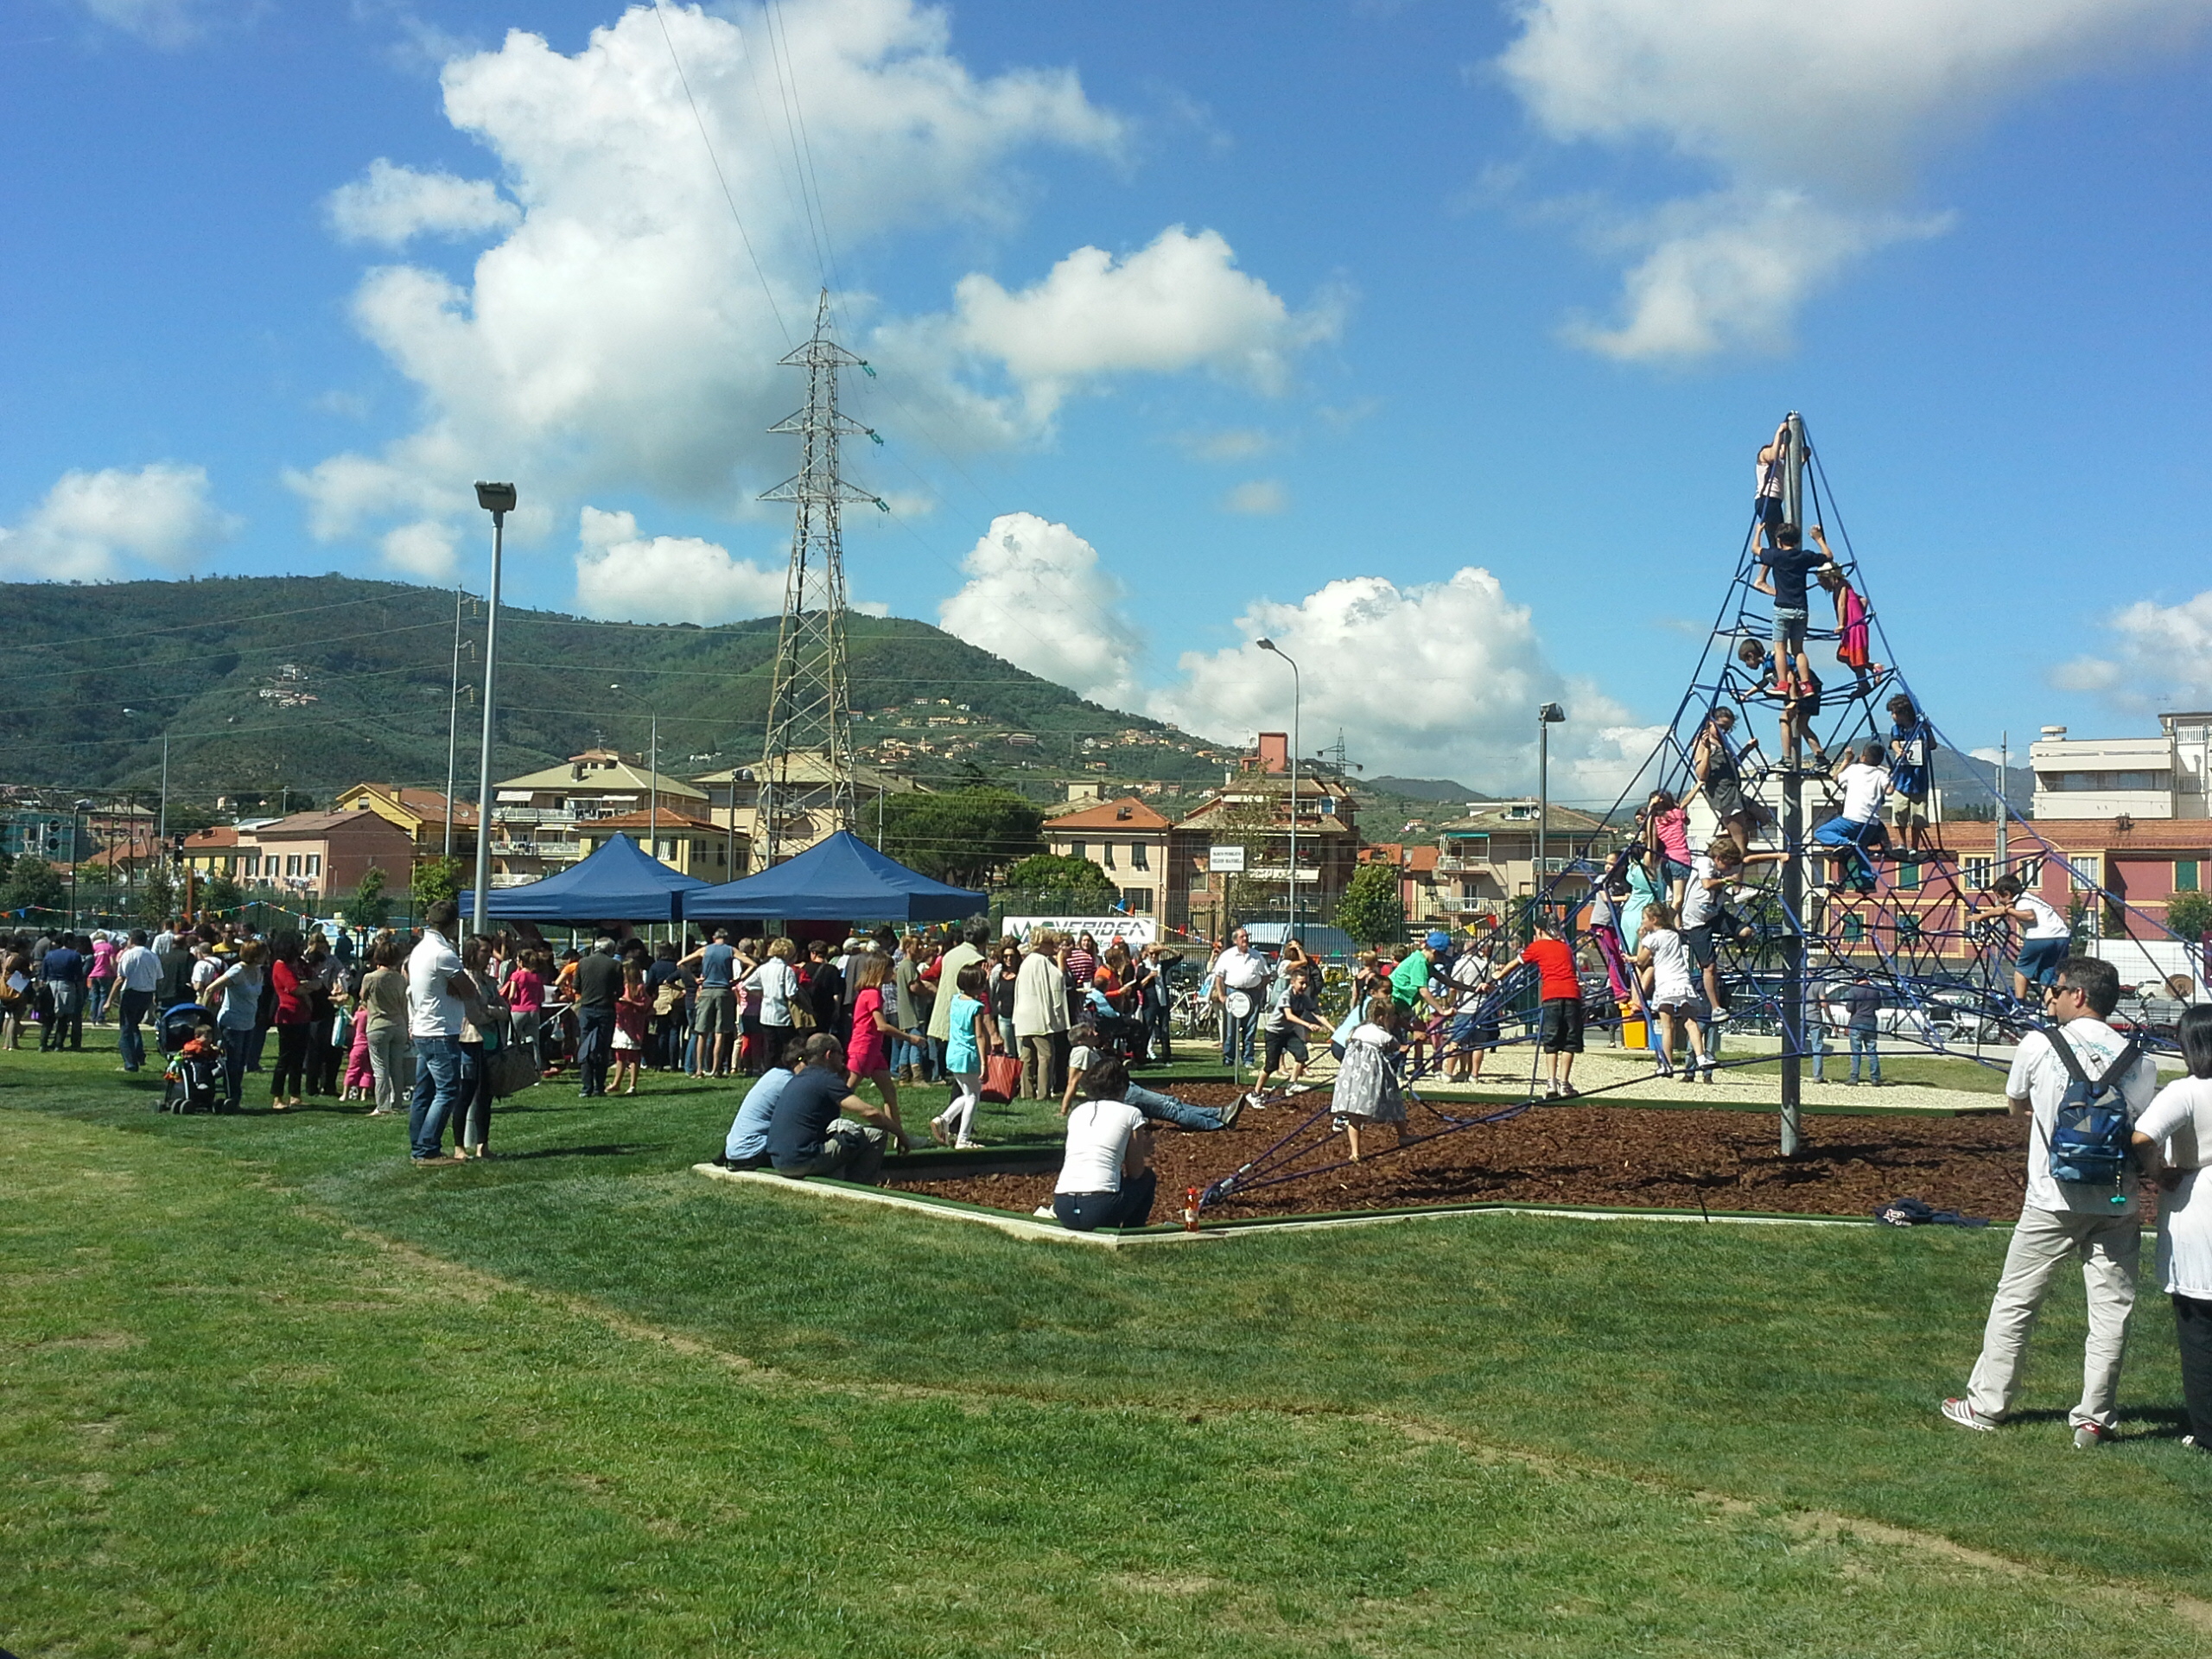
445;583;465;861
1255;639;1302;945
470;482;516;938
1536;702;1567;923
608;684;661;862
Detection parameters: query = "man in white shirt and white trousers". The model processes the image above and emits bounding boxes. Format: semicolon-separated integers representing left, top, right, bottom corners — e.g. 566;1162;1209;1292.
1944;955;2157;1446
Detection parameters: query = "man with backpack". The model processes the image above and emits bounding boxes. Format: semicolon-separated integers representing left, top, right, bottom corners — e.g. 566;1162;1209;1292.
1943;956;2158;1446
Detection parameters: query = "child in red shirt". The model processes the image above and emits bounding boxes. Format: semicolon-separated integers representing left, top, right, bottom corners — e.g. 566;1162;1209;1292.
1518;912;1585;1098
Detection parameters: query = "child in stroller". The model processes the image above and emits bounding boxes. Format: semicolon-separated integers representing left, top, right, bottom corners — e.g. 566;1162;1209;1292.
157;1002;227;1114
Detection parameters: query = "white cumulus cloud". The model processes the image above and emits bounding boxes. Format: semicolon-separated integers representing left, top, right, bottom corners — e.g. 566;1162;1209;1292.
573;505;788;625
937;512;1143;707
378;519;460;580
1497;0;2212;360
1154;568;1663;798
942;227;1341;420
2050;588;2212;710
326;158;520;246
0;462;238;581
293;0;1187;571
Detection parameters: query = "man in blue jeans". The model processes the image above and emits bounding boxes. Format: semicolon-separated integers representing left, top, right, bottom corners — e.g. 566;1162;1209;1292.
1063;1029;1243;1130
1840;974;1883;1084
38;933;86;1052
107;928;162;1073
405;901;470;1163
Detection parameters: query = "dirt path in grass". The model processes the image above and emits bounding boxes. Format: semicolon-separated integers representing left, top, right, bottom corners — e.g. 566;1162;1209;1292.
898;1085;2075;1222
332;1209;2209;1637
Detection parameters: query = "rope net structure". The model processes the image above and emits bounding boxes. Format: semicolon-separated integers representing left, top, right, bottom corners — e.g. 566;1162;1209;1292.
1198;414;2200;1210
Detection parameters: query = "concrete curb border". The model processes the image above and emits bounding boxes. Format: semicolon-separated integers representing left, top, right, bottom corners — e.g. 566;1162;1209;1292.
692;1164;1907;1248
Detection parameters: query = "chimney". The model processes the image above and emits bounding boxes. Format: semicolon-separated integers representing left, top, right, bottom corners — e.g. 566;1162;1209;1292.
1256;732;1289;775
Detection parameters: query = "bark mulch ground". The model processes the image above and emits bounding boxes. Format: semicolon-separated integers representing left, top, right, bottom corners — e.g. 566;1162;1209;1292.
893;1083;2065;1223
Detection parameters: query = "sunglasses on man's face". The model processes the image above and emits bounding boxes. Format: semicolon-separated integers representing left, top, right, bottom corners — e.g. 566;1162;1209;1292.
2044;983;2080;1000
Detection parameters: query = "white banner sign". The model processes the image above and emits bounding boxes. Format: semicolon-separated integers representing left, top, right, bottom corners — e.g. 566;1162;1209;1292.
1002;915;1158;948
1208;843;1246;874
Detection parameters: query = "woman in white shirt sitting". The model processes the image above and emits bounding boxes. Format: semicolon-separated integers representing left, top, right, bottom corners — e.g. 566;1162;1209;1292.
1052;1052;1156;1233
2132;1003;2212;1452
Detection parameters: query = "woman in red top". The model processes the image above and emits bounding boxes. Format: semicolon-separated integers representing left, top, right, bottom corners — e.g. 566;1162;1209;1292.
505;950;547;1075
267;931;313;1111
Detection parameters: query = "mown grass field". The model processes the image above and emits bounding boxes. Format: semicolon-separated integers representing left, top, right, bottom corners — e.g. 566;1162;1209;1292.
4;1043;2208;1656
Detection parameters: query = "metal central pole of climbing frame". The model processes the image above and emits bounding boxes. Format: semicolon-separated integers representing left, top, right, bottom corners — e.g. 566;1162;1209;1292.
1778;411;1807;1157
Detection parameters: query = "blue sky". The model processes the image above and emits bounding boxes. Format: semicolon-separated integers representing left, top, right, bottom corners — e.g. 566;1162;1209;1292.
5;0;2212;799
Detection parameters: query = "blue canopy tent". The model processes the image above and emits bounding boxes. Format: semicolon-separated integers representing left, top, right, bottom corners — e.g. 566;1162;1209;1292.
458;831;709;925
684;830;986;924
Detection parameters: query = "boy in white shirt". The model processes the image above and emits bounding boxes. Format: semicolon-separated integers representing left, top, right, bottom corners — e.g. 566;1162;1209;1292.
1812;741;1890;892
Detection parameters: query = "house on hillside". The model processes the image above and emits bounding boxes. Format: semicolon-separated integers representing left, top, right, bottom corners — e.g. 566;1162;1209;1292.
1044;796;1177;919
690;752;919;871
1433;800;1613;925
575;808;737;880
180;810;414;901
1172;734;1361;941
489;749;709;881
334;783;479;860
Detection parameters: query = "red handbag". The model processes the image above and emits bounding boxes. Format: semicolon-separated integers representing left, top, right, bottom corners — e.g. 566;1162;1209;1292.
980;1052;1022;1103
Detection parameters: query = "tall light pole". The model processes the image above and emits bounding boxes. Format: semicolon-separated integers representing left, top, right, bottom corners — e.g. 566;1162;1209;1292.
609;684;660;862
122;709;168;851
1536;702;1566;925
470;482;516;938
444;583;465;861
1256;639;1301;944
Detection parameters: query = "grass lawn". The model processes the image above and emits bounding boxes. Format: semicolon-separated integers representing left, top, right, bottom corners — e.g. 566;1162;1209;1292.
5;1044;2209;1656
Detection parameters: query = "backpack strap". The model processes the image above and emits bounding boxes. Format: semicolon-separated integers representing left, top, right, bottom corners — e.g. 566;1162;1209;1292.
2042;1026;2088;1084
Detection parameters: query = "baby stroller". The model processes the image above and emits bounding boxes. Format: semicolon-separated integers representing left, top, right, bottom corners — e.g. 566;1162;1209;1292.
157;1003;226;1115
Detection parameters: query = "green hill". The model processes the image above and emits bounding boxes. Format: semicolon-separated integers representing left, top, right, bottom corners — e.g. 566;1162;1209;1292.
2;575;1230;808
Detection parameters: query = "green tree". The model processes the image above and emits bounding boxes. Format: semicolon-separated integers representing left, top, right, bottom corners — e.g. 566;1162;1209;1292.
412;856;463;913
136;868;176;928
0;856;68;922
880;789;1044;887
2166;891;2212;942
1336;860;1408;947
1001;852;1116;908
202;872;245;915
344;866;393;931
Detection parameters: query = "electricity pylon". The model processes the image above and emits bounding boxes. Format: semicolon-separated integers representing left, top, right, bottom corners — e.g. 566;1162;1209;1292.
755;291;880;865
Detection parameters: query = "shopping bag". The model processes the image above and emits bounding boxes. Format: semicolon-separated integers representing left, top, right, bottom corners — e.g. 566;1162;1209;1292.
979;1052;1022;1103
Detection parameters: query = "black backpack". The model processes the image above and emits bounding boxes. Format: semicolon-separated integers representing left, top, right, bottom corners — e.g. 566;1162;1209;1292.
2043;1029;2142;1191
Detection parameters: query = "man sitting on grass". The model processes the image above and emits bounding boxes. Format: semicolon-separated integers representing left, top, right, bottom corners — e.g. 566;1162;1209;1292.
766;1035;912;1183
720;1034;819;1171
1052;1052;1157;1233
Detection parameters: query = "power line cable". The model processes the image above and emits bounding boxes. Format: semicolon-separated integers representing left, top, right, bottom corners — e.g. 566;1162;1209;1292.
650;0;791;348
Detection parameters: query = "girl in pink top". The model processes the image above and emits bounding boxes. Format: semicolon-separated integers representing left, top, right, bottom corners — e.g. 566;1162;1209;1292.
342;1006;373;1101
1815;543;1883;691
88;935;118;1024
844;951;906;1116
1642;790;1694;908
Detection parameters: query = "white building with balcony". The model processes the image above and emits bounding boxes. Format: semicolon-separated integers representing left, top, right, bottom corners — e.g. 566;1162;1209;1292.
2030;712;2212;821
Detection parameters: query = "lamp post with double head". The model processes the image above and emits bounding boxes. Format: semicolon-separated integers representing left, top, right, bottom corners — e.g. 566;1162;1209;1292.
1255;639;1302;945
470;482;516;938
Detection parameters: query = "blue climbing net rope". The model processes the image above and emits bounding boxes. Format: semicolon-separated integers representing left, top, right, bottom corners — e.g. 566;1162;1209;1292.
1198;416;2196;1210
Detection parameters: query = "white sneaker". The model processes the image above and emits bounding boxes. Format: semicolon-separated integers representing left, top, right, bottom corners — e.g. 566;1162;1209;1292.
1941;1397;1999;1433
